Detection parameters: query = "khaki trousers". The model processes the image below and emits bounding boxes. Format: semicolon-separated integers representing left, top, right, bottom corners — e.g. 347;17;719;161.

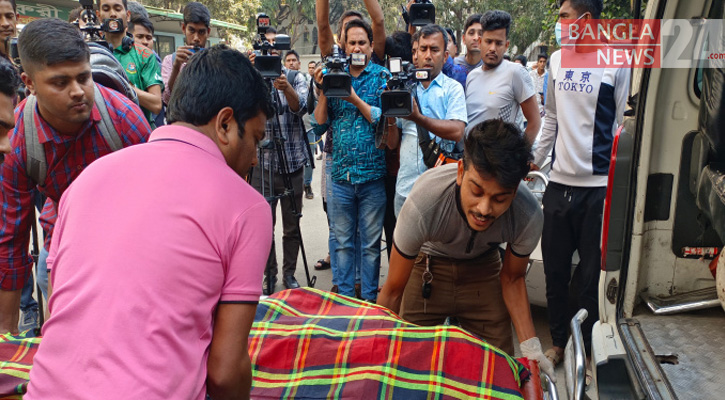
400;249;514;355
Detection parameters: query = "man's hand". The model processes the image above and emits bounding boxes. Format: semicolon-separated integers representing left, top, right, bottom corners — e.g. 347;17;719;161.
341;86;359;106
248;51;257;65
173;45;195;69
519;337;556;382
273;73;289;92
402;96;421;122
313;65;324;85
529;162;540;172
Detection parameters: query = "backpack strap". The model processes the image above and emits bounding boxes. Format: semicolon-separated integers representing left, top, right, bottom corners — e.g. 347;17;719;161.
23;95;46;186
22;86;124;187
93;85;123;151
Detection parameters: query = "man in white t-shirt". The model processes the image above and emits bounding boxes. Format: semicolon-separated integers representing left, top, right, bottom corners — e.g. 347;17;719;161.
465;10;541;144
531;0;630;368
529;54;548;116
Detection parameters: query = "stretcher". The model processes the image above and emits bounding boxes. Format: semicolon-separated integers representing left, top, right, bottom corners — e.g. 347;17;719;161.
0;288;552;399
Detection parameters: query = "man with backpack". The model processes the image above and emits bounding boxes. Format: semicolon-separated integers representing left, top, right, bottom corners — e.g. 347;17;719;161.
98;0;163;129
0;18;151;334
248;44;309;294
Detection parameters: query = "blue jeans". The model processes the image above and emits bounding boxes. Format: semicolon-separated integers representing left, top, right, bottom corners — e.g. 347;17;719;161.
331;178;386;300
20;247;49;312
325;158;362;289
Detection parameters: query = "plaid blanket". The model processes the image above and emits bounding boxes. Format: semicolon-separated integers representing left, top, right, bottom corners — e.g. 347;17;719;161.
0;289;531;399
250;288;530;400
0;331;40;399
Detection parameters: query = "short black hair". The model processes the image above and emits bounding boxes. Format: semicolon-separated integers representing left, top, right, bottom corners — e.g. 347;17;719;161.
266;26;277;35
481;10;512;38
444;27;456;46
418;24;448;51
463;119;532;189
97;0;127;12
0;57;20;97
128;15;154;35
284;50;299;61
308;60;316;65
167;45;275;137
69;6;82;22
18;18;89;75
503;54;511;61
337;10;364;38
514;55;527;65
127;0;149;19
183;2;211;27
384;31;412;62
537;53;548;61
559;0;603;19
344;19;373;45
463;13;482;33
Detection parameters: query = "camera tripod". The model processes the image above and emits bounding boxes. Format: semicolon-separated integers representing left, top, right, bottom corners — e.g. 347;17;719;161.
249;77;316;295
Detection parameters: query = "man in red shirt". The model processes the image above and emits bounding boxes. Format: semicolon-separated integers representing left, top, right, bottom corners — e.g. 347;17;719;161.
0;18;151;333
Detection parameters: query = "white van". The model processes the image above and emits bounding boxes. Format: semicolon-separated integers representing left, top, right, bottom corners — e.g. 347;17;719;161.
568;0;725;398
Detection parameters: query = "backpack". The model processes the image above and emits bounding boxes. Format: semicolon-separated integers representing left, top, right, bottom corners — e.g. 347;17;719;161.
87;42;139;106
23;84;123;187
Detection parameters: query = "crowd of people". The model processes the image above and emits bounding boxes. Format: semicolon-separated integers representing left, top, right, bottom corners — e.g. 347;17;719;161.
0;0;630;397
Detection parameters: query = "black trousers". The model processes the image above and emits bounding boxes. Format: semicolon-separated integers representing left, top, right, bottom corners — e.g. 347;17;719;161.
542;182;606;352
251;166;304;279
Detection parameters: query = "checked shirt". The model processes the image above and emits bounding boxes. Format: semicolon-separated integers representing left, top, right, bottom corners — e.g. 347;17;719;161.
0;84;151;290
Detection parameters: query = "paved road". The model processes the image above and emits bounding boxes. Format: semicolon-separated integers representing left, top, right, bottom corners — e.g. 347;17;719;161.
268;161;591;398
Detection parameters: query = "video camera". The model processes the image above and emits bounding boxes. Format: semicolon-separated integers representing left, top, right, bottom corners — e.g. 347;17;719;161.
252;13;291;79
75;0;124;51
320;45;366;98
381;57;431;117
409;0;435;27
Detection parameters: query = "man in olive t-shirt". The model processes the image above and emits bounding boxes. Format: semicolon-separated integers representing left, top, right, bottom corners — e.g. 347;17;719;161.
378;119;555;379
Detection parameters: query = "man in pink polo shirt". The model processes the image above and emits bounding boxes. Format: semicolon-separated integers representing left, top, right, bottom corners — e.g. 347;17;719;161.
25;45;275;400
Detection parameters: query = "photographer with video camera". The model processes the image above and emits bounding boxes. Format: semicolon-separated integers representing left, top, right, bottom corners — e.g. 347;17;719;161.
161;2;210;106
0;18;151;335
381;25;467;217
311;18;390;303
97;0;163;128
247;19;310;294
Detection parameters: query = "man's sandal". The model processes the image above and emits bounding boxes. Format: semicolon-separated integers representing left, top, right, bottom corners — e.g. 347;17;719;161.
314;259;331;271
544;348;564;367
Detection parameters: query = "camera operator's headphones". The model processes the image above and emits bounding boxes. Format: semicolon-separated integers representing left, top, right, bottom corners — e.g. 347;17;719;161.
121;33;134;52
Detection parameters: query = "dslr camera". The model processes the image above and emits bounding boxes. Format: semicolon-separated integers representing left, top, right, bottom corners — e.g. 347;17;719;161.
321;45;366;98
381;57;431;117
409;0;435;27
252;13;291;79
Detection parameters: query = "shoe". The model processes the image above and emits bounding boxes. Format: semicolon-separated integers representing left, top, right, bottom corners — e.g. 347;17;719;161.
305;185;314;199
314;258;331;270
18;308;39;333
262;276;277;296
283;275;300;289
316;154;323;160
330;285;339;293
